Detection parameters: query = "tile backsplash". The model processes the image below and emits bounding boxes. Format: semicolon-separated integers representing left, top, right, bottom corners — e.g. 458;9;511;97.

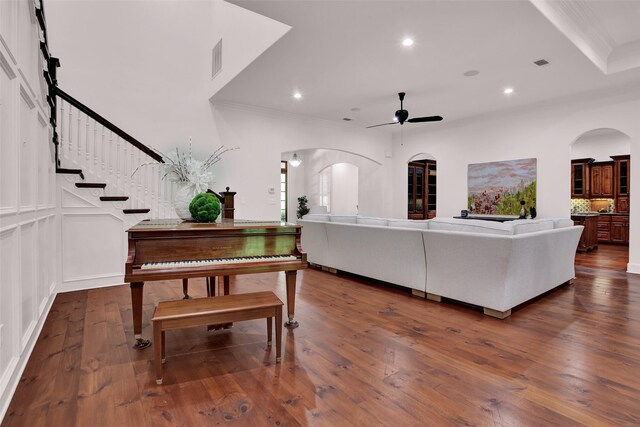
571;198;614;213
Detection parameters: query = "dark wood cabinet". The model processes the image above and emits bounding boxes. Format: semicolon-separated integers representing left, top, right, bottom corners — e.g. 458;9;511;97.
408;160;436;220
597;215;611;242
590;161;614;198
595;214;629;244
611;155;630;213
611;216;629;243
571;158;594;198
572;215;598;252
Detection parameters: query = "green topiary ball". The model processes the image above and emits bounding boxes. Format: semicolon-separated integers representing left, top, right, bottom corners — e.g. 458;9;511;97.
189;192;221;223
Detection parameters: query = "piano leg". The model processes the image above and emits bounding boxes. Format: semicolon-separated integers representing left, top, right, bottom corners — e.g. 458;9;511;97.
284;270;299;329
182;278;190;299
130;281;151;350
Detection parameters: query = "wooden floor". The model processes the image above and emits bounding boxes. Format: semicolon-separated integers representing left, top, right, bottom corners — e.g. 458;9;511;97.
3;245;639;426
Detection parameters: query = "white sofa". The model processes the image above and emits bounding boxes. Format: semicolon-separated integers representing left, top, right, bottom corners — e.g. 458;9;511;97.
298;215;582;318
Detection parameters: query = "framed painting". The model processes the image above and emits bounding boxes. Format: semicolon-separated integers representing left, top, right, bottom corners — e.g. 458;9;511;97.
467;158;537;215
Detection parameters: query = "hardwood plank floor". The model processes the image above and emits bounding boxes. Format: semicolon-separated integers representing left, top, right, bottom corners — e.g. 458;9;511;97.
3;245;639;426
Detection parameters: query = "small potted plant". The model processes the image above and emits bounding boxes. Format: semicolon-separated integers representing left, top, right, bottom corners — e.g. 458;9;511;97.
297;195;310;219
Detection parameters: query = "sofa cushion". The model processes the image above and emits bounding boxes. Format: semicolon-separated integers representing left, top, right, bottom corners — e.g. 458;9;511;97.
330;215;357;224
548;217;574;229
357;217;389;226
428;217;513;235
302;214;331;222
510;219;554;235
387;219;430;230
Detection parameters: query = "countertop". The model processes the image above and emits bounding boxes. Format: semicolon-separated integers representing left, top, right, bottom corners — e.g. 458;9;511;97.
571;212;629;217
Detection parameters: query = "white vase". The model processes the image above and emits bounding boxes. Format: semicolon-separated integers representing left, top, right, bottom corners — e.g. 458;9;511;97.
174;183;198;221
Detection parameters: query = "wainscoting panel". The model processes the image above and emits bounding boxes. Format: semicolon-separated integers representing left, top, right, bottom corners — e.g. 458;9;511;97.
0;56;17;215
19;221;36;351
0;226;18;394
19;87;35;211
62;213;125;285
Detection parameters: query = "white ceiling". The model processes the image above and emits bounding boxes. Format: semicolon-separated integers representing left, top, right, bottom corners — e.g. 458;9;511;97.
214;0;640;131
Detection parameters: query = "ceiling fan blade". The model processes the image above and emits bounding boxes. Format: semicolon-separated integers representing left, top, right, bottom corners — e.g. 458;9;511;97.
407;115;443;123
366;122;398;129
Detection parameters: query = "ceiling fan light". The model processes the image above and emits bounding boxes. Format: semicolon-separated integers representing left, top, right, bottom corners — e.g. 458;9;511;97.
289;153;302;167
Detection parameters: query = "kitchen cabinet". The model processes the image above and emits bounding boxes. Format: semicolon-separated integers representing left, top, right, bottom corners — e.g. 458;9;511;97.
590;161;614;198
611;155;630;213
597;215;611;242
611;216;629;244
595;214;629;244
571;158;594;198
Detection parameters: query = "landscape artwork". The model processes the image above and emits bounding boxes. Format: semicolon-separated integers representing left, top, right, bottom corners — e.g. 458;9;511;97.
467;158;537;215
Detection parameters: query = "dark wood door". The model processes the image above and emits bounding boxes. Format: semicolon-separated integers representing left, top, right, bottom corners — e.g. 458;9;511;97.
611;220;627;243
591;166;602;197
571;159;593;198
601;164;613;197
408;160;436;219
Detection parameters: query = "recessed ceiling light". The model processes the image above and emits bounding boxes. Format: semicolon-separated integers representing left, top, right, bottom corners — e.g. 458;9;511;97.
293;92;302;99
503;88;514;95
350;107;361;112
402;38;414;47
463;70;480;77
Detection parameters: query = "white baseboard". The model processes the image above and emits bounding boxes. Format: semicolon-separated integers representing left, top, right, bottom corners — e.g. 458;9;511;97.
58;274;124;293
627;263;640;275
0;292;56;423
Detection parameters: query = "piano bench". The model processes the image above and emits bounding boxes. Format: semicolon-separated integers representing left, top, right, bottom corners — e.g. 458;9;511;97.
152;291;283;385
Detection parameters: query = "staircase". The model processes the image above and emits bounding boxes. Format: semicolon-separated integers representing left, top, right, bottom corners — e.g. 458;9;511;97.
53;88;180;219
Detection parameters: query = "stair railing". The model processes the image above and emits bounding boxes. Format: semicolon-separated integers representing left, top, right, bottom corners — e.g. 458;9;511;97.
55;89;181;218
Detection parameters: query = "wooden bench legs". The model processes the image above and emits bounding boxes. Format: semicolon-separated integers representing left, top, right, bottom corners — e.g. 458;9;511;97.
152;292;283;385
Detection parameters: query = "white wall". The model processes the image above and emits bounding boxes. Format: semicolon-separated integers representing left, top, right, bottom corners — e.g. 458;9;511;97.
571;128;631;161
390;89;640;273
0;1;58;419
329;163;358;215
212;104;392;220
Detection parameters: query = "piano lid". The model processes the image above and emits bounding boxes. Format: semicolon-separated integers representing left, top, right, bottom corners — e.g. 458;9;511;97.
127;218;301;233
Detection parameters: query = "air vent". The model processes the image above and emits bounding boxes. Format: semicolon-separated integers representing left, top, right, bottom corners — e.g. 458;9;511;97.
342;118;352;121
534;59;549;67
212;39;222;79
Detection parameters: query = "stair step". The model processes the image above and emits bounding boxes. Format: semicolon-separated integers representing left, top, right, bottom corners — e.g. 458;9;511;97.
56;168;85;180
75;183;106;189
100;196;129;202
123;209;150;214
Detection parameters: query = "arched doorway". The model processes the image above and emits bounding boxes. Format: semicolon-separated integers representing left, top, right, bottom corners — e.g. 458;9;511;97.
407;153;437;219
570;128;630;259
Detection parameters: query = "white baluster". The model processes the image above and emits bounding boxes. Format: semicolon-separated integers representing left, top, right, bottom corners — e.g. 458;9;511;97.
129;149;135;203
155;163;161;218
85;115;90;167
67;103;72;157
145;158;151;212
76;111;81;161
135;150;141;209
108;131;113;191
101;125;106;177
60;100;66;160
123;144;129;195
116;136;121;194
93;120;98;169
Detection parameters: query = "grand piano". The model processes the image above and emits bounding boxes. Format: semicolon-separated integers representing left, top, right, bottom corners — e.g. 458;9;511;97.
124;218;307;349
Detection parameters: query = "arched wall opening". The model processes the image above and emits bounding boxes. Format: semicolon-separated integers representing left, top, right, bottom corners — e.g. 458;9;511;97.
569;128;631;257
281;148;383;219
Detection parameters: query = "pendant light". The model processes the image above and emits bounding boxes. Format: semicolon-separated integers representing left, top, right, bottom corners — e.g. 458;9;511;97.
289;153;302;167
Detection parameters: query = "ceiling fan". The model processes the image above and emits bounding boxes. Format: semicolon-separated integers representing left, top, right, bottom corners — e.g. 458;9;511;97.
367;92;443;128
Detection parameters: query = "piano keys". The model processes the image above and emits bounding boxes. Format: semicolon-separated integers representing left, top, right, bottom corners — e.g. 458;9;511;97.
124;219;307;349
